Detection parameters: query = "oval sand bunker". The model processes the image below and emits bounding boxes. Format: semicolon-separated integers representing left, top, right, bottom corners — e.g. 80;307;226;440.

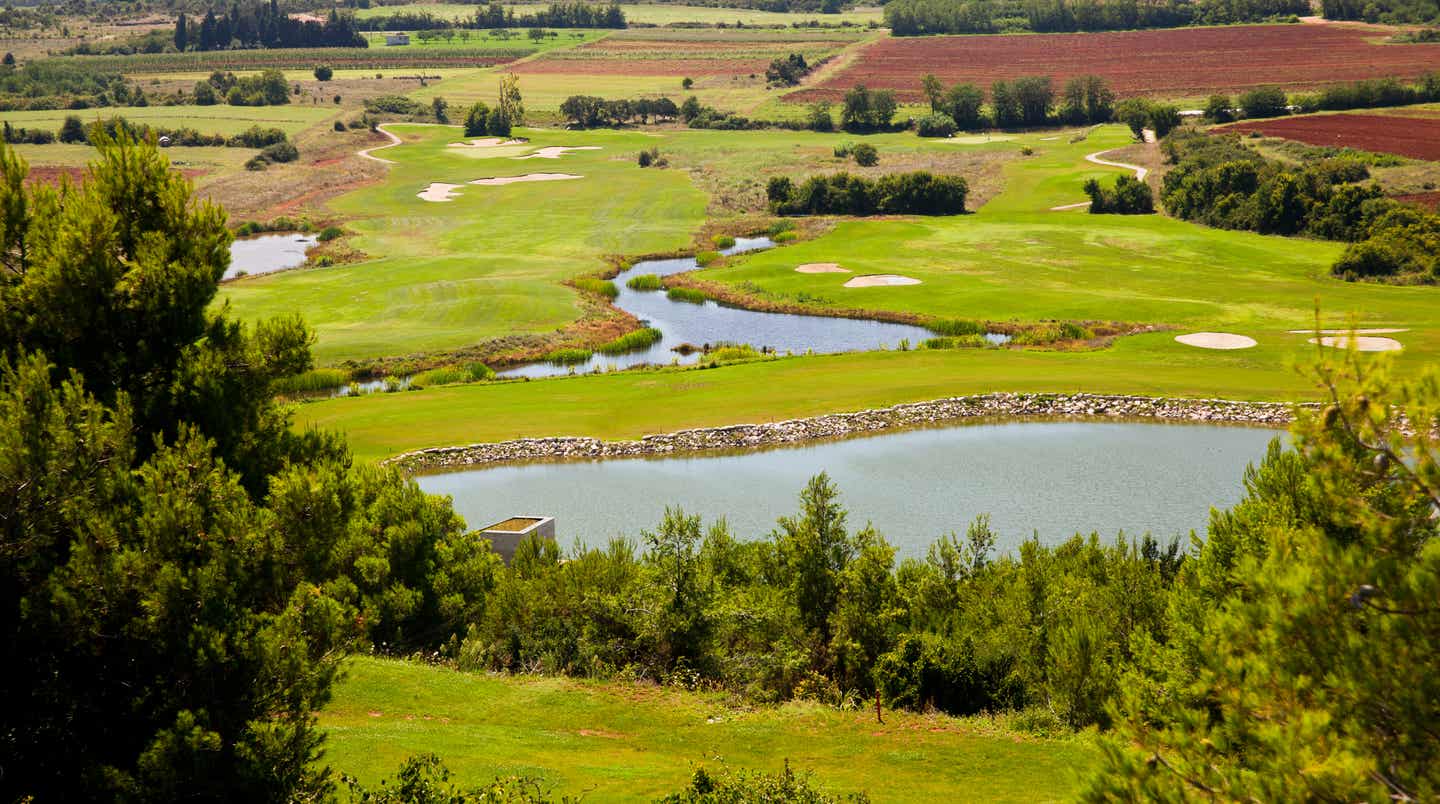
417;182;464;202
843;274;921;288
1309;335;1403;352
449;137;526;148
515;146;602;160
469;173;581;186
797;263;850;274
1175;332;1258;350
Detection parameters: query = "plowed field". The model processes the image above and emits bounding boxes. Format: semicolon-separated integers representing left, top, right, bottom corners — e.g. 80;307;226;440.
1228;113;1440;161
787;24;1440;103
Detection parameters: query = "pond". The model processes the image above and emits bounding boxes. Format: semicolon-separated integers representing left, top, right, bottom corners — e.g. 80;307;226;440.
225;233;318;280
498;237;942;378
417;421;1286;557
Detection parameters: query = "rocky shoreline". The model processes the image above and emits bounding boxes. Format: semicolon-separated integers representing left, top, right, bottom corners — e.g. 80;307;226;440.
384;392;1307;473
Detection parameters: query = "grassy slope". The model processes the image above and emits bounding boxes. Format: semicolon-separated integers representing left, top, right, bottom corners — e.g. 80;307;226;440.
0;103;338;137
298;340;1325;463
350;3;883;25
321;657;1093;802
222;123;707;363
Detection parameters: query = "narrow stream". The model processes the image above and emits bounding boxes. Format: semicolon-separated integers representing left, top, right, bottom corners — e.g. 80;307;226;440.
498;237;941;378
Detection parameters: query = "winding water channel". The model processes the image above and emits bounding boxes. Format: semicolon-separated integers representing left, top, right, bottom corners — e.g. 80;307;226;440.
417;421;1285;557
499;237;941;378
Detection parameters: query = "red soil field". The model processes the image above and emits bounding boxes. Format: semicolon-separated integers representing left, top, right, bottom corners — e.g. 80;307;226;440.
23;165;207;187
787;24;1440;103
1395;190;1440;210
512;57;774;76
1227;113;1440;161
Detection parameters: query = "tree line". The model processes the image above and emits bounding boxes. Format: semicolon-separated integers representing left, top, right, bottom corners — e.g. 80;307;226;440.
1161;131;1439;282
3;114;288;150
176;2;366;51
358;2;627;31
1321;0;1439;24
766;171;970;215
560;94;681;127
884;0;1309;35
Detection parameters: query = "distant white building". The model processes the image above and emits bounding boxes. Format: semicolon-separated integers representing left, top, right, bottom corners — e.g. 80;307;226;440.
384;32;410;46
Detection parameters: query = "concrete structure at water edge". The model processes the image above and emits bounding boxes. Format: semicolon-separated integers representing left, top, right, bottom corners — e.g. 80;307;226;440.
384;32;410;45
479;516;555;563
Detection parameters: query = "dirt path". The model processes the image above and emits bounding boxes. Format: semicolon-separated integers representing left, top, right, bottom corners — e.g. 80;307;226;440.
1085;148;1148;181
357;125;403;164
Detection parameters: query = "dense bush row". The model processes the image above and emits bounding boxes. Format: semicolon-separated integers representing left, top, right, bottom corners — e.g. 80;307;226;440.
917;73;1120;133
1084;175;1154;214
885;0;1308;35
767;171;969;216
560;94;680;127
1321;0;1439;24
1162;132;1439;282
4;114;290;149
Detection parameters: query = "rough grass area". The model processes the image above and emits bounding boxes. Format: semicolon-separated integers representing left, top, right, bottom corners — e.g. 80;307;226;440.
320;656;1093;802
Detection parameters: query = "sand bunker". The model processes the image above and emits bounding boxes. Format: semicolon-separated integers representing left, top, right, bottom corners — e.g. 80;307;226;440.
448;137;526;148
1287;328;1408;335
796;263;850;274
515;146;602;160
417;182;464;202
1175;332;1258;350
1309;335;1404;352
843;274;921;288
1050;201;1092;211
468;173;581;186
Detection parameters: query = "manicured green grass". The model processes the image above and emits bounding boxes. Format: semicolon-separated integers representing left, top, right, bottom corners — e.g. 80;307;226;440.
0;104;338;137
222;123;707;363
320;656;1093;802
297;338;1348;462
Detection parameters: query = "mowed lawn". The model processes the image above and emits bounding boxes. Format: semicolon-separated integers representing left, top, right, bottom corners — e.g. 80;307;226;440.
222;123;708;363
320;657;1095;802
0;103;338;137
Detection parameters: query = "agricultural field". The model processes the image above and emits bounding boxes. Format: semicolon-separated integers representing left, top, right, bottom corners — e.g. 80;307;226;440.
348;2;885;26
322;656;1094;802
39;45;532;75
511;28;866;77
360;27;607;51
1227;112;1440;161
786;23;1440;104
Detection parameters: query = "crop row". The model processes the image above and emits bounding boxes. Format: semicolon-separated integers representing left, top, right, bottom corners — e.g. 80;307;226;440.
1227;113;1440;161
788;24;1440;102
41;47;532;75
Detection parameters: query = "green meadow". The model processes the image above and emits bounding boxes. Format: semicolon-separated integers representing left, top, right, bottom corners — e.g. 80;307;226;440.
320;657;1093;802
223;123;707;363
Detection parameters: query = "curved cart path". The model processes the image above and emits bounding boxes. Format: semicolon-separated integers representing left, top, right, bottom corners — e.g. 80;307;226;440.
1085;148;1148;181
357;125;403;164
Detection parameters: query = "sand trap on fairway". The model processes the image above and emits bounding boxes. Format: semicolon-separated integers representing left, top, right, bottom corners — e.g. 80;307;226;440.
468;173;581;186
1051;201;1092;211
1175;332;1257;350
843;274;921;288
796;263;850;274
1287;328;1408;335
449;137;526;148
515;146;602;160
1309;335;1404;352
417;182;463;202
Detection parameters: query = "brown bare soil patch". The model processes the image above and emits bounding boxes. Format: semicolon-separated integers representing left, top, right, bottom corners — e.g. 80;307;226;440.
1395;190;1440;209
1227;113;1440;161
787;24;1440;104
198;128;388;220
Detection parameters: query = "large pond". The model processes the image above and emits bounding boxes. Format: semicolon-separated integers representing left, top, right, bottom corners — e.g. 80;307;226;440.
225;233;318;280
498;237;938;378
417;421;1286;557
